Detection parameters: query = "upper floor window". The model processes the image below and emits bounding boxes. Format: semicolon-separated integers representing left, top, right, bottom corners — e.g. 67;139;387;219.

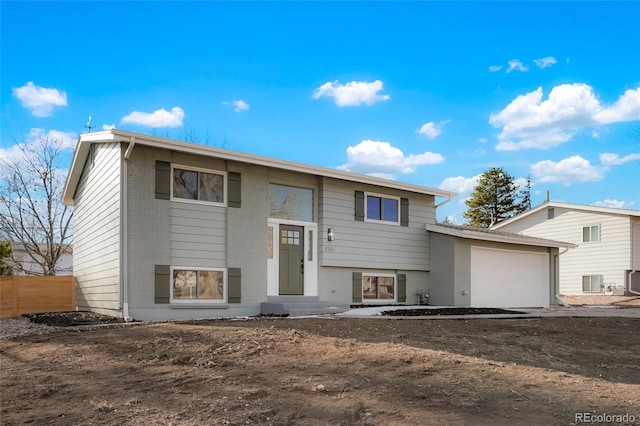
268;183;313;222
172;166;226;205
582;225;600;243
366;193;399;224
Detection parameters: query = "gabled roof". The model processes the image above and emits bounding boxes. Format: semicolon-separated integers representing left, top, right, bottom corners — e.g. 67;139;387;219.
425;222;576;248
62;130;457;205
492;201;640;230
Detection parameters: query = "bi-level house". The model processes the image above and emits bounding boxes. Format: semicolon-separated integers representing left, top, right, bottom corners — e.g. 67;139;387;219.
493;201;640;296
62;130;573;320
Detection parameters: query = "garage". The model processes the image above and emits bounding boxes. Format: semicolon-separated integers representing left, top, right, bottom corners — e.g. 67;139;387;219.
470;246;549;308
426;223;575;309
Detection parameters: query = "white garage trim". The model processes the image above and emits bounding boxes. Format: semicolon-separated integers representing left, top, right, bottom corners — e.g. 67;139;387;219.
470;246;549;308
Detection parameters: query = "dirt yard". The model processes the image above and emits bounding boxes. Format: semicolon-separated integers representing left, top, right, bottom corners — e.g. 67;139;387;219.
1;315;639;425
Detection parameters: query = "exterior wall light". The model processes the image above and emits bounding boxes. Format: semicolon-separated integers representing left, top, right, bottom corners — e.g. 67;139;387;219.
327;228;335;241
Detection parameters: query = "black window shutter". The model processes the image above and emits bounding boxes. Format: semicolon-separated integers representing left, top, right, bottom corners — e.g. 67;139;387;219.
352;272;363;303
397;274;407;302
155;265;170;304
400;198;409;226
228;172;241;208
155;161;171;200
355;191;365;221
228;268;241;303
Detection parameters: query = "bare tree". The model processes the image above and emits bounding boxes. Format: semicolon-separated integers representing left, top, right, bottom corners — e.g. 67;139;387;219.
0;137;73;275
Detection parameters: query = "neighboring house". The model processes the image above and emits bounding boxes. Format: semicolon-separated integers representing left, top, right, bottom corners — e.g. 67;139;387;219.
62;130;573;320
492;201;640;296
10;242;73;276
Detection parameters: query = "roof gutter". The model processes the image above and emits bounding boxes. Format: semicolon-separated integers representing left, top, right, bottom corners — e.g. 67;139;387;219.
435;194;455;209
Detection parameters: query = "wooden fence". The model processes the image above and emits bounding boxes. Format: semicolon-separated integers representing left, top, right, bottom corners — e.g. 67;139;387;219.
0;276;76;319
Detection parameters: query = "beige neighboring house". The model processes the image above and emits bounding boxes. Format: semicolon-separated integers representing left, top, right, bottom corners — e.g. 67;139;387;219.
492;201;640;296
10;242;73;276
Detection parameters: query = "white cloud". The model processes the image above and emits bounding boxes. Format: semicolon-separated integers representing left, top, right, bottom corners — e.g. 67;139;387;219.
438;174;480;195
599;152;640;166
533;56;557;69
313;80;390;107
476;138;488;144
222;99;250;112
593;88;640;124
417;120;450;140
102;124;116;130
121;107;184;128
12;81;68;117
531;155;605;186
506;60;528;73
337;140;443;177
592;199;635;209
488;65;503;72
490;84;640;151
0;128;77;167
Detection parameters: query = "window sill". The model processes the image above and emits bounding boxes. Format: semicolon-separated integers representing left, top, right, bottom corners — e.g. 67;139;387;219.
170;304;229;309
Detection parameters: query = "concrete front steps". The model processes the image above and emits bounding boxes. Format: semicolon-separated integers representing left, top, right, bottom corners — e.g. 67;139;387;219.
260;296;351;316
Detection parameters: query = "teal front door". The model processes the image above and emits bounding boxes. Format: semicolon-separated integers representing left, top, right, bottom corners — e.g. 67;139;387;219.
279;224;304;295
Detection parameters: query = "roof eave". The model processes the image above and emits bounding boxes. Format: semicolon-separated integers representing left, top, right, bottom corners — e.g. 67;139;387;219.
62;129;458;205
425;224;576;249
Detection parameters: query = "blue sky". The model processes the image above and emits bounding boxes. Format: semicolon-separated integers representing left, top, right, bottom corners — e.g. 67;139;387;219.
2;1;639;222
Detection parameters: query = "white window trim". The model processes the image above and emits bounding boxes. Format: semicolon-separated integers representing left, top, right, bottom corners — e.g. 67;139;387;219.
362;272;397;303
364;192;400;225
170;266;227;304
581;224;600;243
170;164;228;207
582;274;603;293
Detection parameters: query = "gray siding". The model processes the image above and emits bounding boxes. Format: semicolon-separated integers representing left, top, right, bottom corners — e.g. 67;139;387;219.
170;203;226;266
427;233;456;306
227;162;269;307
319;177;435;270
126;146;171;311
73;143;122;315
632;217;640;270
318;266;428;305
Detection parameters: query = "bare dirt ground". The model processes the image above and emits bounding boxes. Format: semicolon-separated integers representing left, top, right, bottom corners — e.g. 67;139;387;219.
1;314;640;425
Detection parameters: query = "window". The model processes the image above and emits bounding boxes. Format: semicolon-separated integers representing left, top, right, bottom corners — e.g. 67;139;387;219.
365;193;399;224
172;166;225;204
267;226;274;259
582;274;603;293
582;225;600;242
268;184;313;221
363;274;396;301
172;268;225;302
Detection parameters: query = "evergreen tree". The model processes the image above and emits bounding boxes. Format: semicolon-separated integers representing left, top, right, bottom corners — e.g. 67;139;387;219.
463;168;530;227
0;241;13;276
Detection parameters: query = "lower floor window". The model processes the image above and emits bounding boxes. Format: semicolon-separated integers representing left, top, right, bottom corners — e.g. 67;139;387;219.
173;268;224;301
582;274;603;293
363;274;396;300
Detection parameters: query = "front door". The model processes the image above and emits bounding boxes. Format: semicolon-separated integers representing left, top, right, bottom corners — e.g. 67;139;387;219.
279;224;304;295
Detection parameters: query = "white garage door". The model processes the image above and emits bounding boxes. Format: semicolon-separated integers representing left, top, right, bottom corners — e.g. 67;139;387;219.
470;246;549;308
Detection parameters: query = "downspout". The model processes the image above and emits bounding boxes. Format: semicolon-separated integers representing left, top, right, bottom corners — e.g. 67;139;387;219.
121;136;136;320
435;194;454;209
554;247;570;306
628;270;640;295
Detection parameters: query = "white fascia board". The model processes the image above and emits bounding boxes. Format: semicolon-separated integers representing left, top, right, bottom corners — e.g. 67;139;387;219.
425;223;576;248
62;129;457;205
493;201;640;229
